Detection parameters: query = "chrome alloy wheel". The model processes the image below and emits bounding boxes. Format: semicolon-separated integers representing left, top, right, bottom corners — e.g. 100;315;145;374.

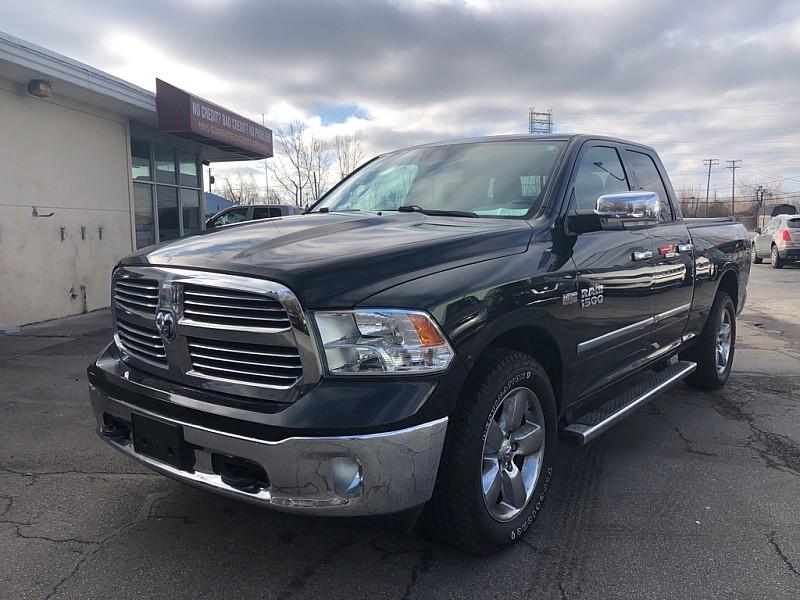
716;307;733;375
481;387;545;522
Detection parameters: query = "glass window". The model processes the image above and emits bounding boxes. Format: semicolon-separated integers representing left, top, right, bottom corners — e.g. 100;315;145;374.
313;142;565;218
131;140;151;181
179;152;199;187
211;207;249;227
571;146;629;211
133;183;155;248
625;150;673;220
788;218;800;229
157;186;179;242
253;206;281;220
180;189;202;236
155;145;176;184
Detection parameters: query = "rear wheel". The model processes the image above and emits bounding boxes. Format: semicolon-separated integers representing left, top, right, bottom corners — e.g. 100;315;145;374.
752;245;762;264
682;291;736;390
422;349;557;554
771;245;785;269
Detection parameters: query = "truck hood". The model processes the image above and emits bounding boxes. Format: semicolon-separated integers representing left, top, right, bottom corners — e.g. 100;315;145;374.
123;212;533;307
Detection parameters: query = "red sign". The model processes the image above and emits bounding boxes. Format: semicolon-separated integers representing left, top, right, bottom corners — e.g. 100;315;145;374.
156;79;272;160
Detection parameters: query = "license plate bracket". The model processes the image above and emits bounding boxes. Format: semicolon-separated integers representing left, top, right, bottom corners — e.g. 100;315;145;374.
131;413;195;471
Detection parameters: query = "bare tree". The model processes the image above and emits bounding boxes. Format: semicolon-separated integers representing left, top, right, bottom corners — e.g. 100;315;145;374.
272;121;332;207
220;173;262;205
333;133;364;180
272;121;309;206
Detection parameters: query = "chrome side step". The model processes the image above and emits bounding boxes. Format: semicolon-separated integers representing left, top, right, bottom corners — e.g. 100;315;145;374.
561;360;697;445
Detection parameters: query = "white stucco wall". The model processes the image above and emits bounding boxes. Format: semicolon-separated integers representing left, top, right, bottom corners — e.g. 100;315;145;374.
0;79;134;327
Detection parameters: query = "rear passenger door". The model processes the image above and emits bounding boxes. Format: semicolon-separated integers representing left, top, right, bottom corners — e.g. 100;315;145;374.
623;148;693;355
568;143;657;401
253;206;281;221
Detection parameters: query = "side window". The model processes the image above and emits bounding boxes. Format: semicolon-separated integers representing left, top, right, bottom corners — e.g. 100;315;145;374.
571;146;629;211
253;207;280;220
213;207;249;227
625;150;673;221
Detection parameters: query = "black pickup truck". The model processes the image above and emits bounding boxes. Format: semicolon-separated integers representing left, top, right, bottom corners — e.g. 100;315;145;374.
88;134;750;553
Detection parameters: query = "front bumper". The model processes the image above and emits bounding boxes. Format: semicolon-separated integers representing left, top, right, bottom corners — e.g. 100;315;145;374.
89;384;448;517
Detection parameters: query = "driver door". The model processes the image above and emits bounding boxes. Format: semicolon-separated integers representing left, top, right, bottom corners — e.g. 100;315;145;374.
566;143;657;403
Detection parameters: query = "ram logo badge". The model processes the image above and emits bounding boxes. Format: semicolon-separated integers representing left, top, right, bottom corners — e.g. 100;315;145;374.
580;285;604;308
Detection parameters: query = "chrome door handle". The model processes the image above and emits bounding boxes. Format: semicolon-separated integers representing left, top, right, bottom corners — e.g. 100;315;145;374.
677;243;694;253
632;250;654;261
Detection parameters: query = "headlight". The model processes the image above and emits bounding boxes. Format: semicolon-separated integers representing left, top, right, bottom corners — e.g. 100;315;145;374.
313;309;454;375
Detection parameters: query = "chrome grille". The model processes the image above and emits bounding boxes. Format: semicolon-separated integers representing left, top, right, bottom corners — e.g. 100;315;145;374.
114;279;159;316
188;338;302;388
116;315;167;366
182;284;290;329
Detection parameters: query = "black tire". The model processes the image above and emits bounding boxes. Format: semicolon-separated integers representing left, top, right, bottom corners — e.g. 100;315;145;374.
681;291;736;390
752;246;763;264
421;349;558;554
771;245;785;269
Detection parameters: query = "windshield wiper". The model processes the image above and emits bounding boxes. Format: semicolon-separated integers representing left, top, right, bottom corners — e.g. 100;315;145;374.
397;205;477;218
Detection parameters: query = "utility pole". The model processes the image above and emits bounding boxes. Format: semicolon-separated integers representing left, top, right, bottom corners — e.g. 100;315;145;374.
702;159;718;218
262;113;270;203
726;159;741;218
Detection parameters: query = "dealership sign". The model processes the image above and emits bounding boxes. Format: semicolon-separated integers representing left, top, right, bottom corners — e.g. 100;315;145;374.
155;79;272;159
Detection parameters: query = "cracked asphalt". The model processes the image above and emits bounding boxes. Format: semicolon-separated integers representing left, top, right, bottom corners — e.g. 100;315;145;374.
1;264;799;599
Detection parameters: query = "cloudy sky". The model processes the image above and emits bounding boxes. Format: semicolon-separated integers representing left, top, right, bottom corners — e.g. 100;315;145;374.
3;0;800;202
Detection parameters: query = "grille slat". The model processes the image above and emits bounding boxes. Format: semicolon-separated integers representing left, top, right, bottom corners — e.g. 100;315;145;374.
188;337;302;388
116;315;167;366
181;284;290;329
114;278;159;316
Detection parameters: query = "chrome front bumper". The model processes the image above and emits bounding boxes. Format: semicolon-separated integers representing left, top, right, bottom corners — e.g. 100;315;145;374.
89;385;447;516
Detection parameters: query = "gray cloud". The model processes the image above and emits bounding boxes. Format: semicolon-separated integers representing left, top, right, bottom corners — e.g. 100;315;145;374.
3;0;800;195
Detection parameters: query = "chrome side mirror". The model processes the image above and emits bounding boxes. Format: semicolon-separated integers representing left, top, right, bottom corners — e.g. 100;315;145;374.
595;191;660;221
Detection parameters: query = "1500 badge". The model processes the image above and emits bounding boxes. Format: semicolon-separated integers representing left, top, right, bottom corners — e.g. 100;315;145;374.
580;285;604;308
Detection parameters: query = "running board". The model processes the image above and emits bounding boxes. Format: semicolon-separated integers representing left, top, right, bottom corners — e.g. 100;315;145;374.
561;361;697;445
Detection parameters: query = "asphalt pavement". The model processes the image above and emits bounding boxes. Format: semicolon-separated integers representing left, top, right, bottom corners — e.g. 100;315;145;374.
1;262;798;599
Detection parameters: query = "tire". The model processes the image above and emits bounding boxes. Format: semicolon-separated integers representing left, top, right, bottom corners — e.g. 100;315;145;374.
681;291;736;390
771;245;785;269
752;246;762;264
421;349;558;554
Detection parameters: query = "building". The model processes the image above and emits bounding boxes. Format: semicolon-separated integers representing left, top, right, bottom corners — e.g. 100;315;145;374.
0;31;272;328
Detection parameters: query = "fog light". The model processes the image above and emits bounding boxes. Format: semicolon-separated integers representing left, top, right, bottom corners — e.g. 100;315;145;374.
331;457;362;497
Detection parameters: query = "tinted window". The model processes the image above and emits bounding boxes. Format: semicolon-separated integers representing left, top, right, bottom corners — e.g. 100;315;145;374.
788;218;800;229
180;189;202;236
131;140;151;181
155;145;176;184
212;208;249;227
157;186;179;242
253;206;281;220
625;150;673;220
133;183;154;248
179;152;198;187
571;146;629;211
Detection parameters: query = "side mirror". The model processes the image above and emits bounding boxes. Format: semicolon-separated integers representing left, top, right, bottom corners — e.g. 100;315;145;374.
754;227;761;234
205;218;215;229
567;191;660;234
595;191;661;220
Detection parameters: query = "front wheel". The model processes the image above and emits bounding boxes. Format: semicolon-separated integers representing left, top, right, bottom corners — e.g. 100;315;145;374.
752;245;763;264
771;245;785;269
682;291;736;390
422;349;558;554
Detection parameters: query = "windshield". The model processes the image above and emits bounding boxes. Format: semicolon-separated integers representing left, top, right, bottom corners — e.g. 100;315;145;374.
312;141;565;218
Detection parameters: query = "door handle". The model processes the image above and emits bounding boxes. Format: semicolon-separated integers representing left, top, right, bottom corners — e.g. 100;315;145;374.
632;250;654;261
677;243;694;253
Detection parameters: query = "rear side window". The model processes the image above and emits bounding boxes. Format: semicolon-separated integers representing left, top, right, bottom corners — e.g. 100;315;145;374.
253;206;281;220
625;151;673;221
788;218;800;229
570;146;630;211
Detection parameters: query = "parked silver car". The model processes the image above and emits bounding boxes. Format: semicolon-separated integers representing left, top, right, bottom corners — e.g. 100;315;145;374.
753;214;800;268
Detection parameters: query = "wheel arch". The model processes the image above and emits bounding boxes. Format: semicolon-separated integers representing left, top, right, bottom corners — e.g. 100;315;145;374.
717;267;740;309
482;326;565;414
